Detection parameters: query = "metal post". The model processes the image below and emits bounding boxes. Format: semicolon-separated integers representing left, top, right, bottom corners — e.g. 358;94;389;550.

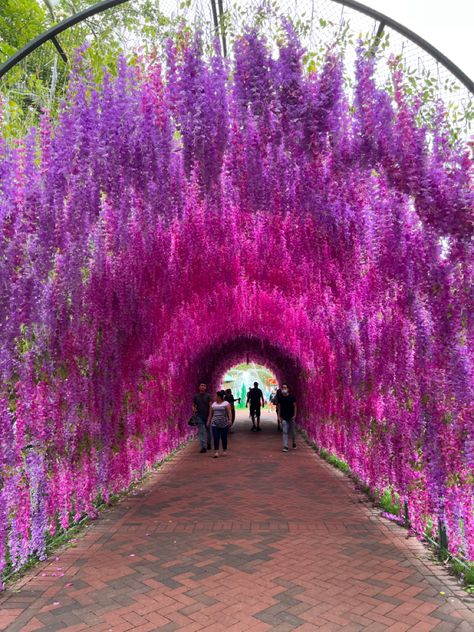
403;500;410;528
51;36;68;64
210;0;219;38
369;20;385;57
438;518;448;558
217;0;227;57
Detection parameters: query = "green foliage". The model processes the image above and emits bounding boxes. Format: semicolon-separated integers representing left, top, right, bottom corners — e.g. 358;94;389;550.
450;557;474;588
0;0;180;138
320;448;351;474
379;488;400;515
0;0;46;62
464;565;474;590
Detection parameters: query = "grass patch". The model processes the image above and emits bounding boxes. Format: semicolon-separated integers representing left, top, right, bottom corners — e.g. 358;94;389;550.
379;488;400;516
464;565;474;592
323;450;351;474
448;557;474;592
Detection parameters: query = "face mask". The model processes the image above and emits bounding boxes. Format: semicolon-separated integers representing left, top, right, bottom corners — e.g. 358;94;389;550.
281;389;288;395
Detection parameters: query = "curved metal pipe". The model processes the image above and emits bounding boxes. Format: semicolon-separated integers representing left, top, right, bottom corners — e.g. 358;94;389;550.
330;0;473;93
0;0;472;94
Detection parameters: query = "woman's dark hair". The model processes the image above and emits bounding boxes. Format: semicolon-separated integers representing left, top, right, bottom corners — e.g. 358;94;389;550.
216;390;226;399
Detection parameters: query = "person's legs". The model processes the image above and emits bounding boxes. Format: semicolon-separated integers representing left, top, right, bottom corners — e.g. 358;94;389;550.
212;426;220;456
197;417;207;451
282;419;289;451
206;423;212;450
250;405;257;430
290;419;297;447
221;427;229;453
256;405;261;430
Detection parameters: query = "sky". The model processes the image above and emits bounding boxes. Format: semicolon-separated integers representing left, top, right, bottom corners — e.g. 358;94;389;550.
364;0;474;80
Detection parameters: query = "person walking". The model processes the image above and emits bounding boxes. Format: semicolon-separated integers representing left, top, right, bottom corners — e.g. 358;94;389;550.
208;390;232;458
274;387;282;432
277;383;297;452
192;383;212;453
224;388;240;433
246;381;265;431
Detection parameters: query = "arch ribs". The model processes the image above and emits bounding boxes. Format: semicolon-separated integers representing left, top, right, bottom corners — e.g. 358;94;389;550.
0;0;472;94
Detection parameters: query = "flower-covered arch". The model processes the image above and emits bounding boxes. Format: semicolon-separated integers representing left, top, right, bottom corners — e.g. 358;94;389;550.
0;24;473;584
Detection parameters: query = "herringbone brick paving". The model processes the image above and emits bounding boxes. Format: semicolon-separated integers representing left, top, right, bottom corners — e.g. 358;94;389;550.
1;411;474;631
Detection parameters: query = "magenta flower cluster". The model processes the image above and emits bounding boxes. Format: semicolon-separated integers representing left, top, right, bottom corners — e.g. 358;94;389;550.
0;26;473;585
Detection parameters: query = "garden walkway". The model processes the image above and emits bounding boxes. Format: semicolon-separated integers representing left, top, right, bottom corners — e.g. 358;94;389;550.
1;411;474;632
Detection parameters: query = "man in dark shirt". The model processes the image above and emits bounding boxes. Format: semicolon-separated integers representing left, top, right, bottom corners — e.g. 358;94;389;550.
277;383;297;452
193;383;212;453
246;381;265;432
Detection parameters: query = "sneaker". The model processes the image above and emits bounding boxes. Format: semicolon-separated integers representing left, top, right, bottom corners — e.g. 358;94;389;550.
282;447;289;452
256;427;262;431
200;448;207;453
222;451;228;456
292;443;297;449
251;427;257;432
213;452;219;458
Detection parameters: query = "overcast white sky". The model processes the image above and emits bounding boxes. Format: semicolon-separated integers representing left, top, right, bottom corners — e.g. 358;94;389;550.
364;0;474;80
45;0;474;82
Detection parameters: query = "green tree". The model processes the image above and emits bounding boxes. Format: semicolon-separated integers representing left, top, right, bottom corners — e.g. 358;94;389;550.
239;383;247;409
0;0;180;137
0;0;47;62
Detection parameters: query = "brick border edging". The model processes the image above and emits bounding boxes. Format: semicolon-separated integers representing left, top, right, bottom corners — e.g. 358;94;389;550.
0;435;196;602
301;440;474;612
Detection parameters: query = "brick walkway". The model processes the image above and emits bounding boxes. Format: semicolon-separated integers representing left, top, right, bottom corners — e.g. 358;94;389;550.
1;411;474;632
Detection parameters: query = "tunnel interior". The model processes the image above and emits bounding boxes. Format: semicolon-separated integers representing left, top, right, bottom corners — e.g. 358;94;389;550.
0;21;473;582
189;335;304;401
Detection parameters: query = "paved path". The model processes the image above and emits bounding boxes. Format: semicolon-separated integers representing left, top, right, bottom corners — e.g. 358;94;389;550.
1;411;474;632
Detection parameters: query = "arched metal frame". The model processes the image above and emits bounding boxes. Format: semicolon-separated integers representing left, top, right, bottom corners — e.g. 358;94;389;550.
0;0;472;94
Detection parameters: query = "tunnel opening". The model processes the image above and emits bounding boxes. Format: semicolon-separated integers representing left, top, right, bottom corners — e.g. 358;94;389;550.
220;361;277;409
183;334;307;412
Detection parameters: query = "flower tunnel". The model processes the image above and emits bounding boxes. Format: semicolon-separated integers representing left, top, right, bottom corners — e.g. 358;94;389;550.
0;24;473;585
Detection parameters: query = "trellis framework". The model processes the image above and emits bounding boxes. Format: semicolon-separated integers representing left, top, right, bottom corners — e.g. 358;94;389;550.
1;0;473;136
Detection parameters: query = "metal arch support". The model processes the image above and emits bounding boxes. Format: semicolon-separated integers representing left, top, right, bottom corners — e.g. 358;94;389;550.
210;0;227;56
0;0;473;94
51;36;68;64
210;0;219;37
330;0;474;93
369;20;385;57
217;0;227;57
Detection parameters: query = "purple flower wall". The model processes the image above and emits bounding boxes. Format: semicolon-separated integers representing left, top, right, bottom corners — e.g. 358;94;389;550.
0;26;473;584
